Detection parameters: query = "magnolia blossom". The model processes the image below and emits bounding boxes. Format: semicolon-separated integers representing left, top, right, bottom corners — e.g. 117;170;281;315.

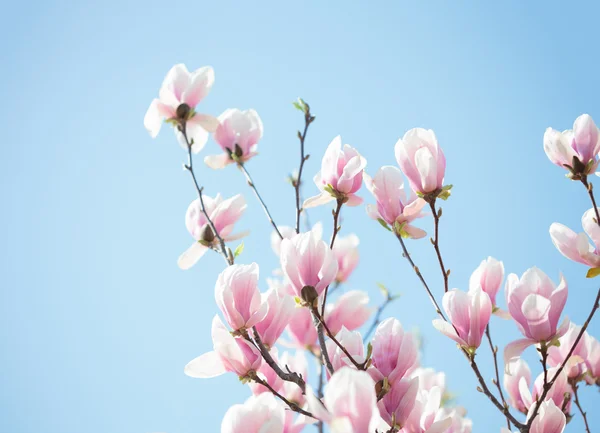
410;368;446;394
325;290;371;336
547;322;589;380
377;377;420;430
286;307;318;351
185;315;261;379
283;412;306;433
254;286;295;348
270;226;298;256
370;318;418;385
543;114;600;176
304;136;366;208
326;328;365;376
503;359;532;413
205;108;263;169
584;334;600;385
504;268;569;371
400;386;452;433
332;234;360;282
144;64;219;153
178;194;248;270
522;368;571;414
221;393;285;433
437;407;472;433
306;368;380;433
280;230;338;302
364;165;427;238
432;287;492;351
550;207;600;268
394;128;446;195
526;400;566;433
215;263;267;333
469;256;504;308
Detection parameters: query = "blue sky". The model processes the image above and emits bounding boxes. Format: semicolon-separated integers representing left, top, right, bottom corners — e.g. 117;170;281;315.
1;1;599;432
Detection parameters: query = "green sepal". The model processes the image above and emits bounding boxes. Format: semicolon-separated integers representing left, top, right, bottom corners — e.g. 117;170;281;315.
377;218;391;231
233;242;245;258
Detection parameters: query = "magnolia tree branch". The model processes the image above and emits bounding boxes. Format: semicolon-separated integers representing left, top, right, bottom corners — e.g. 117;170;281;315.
582;176;600;225
238;162;283;239
251;374;314;418
485;325;511;430
428;199;449;293
364;290;396;340
180;124;233;266
310;308;335;375
570;380;591;433
321;199;344;317
294;103;314;234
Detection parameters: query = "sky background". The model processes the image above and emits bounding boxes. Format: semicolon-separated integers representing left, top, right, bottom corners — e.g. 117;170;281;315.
1;1;599;432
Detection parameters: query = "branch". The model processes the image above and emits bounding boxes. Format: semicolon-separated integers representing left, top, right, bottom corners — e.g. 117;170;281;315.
485;325;511;430
570;380;591;433
364;291;396;341
320;198;344;316
251;374;314;418
428;199;449;293
294;104;314;234
237;162;283;239
310;308;334;375
582;176;600;227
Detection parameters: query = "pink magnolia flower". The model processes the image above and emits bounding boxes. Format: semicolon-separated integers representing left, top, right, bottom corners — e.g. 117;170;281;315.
526;400;566;433
205;108;263;169
306;367;380;433
215;263;267;333
469;256;504;308
270;226;298;256
377;377;420;430
332;234;360;283
326;327;365;376
547;322;589;380
280;230;338;302
503;359;532;413
543;114;600;176
178;194;248;270
519;367;572;414
364;165;427;238
410;368;446;394
286;307;318;352
504;268;569;370
584;334;600;385
369;318;419;385
438;407;472;433
325;290;372;336
255;286;295;348
400;386;452;433
221;393;285;433
550;207;600;268
280;351;308;406
432;287;492;351
394;128;446;195
144;64;219;153
303;136;367;208
184;315;261;379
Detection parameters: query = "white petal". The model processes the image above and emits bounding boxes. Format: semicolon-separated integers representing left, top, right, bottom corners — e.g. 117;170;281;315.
184;351;226;378
177;242;208;270
303;192;334;209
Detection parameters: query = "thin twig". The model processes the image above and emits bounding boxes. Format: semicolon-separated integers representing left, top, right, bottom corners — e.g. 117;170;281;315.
485;325;511;430
316;360;325;433
313;306;364;370
428;200;449;293
320;199;344;317
310;308;334;375
251;375;314;418
571;380;591;433
582;176;600;227
294;106;314;234
238;163;283;239
364;293;395;340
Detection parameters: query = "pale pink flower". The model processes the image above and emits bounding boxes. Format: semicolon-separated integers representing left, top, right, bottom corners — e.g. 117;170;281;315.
432;287;492;351
326;328;365;376
283;412;306;433
306;367;380;433
303;136;366;208
255;286;296;348
221;393;285;433
400;386;452;433
394;128;446;195
469;256;504;308
215;263;267;333
332;234;360;282
547;322;589;380
205;108;263;169
503;358;532;413
526;400;566;433
144;64;219;153
184;315;261;379
504;268;570;371
364;165;427;238
377;377;420;430
544;114;600;175
178;194;248;270
280;351;308;406
270;226;298;256
522;368;572;414
325;290;372;336
286;307;318;351
369;318;419;385
550;207;600;268
280;230;338;301
584;334;600;385
410;368;446;394
437;407;472;433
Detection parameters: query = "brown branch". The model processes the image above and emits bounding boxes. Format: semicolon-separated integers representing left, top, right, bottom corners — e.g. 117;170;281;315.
320;199;344;317
570;380;591;433
364;291;396;341
582;176;600;227
294;105;314;234
428;199;449;293
310;308;334;375
251;375;314;418
485;325;512;430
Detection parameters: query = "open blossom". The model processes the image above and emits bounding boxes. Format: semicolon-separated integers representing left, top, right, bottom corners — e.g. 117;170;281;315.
254;286;295;348
144;64;219;153
519;367;572;414
410;368;446;394
377;377;420;430
543;114;600;176
178;194;247;270
526;400;566;433
394;128;446;195
469;257;504;308
584;334;600;385
364;165;427;238
504;268;569;371
547;322;589;380
221;393;284;433
280;230;338;302
286;307;318;351
270;226;297;256
503;359;532;413
205;108;263;169
332;234;360;282
184;315;261;379
326;328;365;376
306;368;380;433
369;318;418;385
215;263;267;333
432;287;492;351
304;136;366;208
550;207;600;268
437;407;472;433
325;290;372;336
401;386;452;433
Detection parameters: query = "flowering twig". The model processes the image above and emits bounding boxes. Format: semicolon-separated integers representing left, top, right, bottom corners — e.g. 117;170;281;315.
250;374;314;418
293;100;315;234
428;199;449;293
180;124;233;266
237;162;283;239
570;380;591;433
321;198;344;317
485;325;511;430
309;308;335;375
582;176;600;226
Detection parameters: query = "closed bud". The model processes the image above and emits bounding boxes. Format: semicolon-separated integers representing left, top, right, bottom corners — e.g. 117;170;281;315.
176;103;191;120
300;285;318;306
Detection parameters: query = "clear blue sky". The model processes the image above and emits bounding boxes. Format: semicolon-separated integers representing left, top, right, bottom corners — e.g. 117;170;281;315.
1;1;599;432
